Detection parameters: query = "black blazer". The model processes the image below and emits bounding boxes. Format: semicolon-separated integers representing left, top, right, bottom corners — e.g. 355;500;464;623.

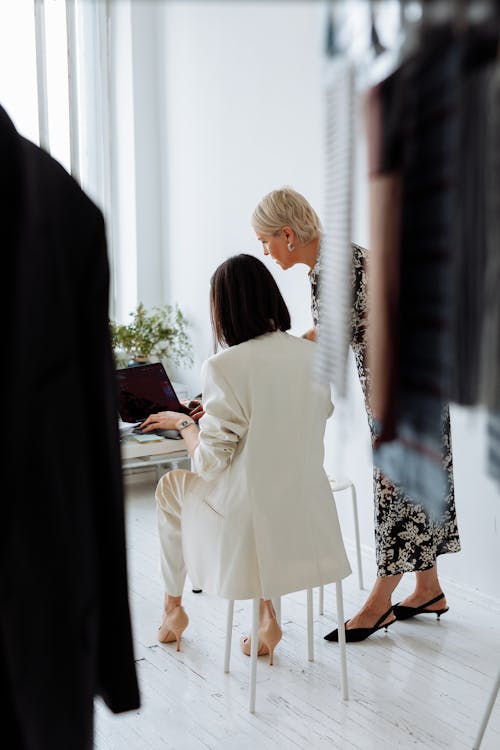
0;105;139;749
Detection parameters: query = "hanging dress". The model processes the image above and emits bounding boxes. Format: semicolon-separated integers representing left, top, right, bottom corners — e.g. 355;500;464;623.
311;242;461;576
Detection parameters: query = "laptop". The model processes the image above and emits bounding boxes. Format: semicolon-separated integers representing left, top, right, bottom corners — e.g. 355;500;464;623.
115;362;192;432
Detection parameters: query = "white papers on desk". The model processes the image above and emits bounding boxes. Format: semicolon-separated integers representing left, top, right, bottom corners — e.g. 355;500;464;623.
130;434;164;443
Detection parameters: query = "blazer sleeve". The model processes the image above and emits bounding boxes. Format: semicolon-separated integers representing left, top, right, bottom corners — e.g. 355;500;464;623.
192;357;248;481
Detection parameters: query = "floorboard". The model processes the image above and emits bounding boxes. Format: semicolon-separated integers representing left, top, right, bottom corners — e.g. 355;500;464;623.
95;472;500;749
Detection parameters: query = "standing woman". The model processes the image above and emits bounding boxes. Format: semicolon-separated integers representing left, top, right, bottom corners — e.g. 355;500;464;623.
252;187;461;642
141;254;351;656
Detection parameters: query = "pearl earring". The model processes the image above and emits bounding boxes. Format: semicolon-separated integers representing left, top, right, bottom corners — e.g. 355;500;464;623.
287;242;294;252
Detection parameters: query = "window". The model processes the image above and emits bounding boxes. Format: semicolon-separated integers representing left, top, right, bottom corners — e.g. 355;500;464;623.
0;0;119;314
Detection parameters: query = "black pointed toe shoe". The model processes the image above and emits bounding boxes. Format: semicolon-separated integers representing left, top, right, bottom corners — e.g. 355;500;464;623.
392;592;449;621
324;606;396;643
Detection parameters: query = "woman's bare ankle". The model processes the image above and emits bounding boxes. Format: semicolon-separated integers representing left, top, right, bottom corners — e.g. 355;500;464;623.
259;599;276;623
165;594;182;613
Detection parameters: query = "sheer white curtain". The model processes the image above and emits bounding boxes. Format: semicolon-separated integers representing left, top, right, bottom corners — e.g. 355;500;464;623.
0;0;128;318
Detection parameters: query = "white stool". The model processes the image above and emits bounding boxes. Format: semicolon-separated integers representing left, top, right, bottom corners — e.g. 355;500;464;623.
318;477;364;616
224;582;348;714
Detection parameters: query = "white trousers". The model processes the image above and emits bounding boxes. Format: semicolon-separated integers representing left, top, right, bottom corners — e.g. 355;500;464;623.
155;469;198;596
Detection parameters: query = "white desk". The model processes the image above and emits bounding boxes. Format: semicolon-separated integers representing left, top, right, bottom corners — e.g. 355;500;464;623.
121;436;190;477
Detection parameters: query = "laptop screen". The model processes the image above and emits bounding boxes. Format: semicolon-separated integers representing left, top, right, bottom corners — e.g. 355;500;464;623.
116;363;183;422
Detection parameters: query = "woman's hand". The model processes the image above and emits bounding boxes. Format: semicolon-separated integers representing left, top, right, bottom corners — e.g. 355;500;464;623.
302;327;317;342
187;399;205;421
140;411;185;432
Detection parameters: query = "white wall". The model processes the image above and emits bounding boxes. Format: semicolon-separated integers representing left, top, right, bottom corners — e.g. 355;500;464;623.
126;0;500;600
160;0;325;387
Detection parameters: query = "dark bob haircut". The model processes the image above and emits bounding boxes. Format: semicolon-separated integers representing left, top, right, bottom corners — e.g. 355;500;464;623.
210;254;291;348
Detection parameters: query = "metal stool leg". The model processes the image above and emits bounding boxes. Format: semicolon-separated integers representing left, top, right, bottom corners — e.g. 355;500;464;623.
328;477;364;597
228;588;348;711
307;588;314;662
224;600;234;673
473;668;500;749
350;483;364;590
319;584;324;615
336;580;349;701
249;598;259;713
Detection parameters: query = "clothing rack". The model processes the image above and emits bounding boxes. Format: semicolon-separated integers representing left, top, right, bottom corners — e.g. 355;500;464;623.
322;4;500;747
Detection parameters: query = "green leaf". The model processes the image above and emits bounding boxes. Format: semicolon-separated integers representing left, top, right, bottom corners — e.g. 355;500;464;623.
110;303;193;367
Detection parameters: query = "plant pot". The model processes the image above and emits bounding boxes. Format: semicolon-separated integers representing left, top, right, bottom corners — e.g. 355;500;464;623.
127;356;151;368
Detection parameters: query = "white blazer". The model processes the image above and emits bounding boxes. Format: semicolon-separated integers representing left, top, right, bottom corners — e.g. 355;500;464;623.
181;330;351;600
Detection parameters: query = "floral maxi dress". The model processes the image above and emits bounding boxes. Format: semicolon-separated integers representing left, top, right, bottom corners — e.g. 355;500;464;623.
310;243;461;576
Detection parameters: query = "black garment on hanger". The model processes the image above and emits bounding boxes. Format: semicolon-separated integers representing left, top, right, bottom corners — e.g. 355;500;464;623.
371;15;500;501
0;105;139;750
449;24;500;406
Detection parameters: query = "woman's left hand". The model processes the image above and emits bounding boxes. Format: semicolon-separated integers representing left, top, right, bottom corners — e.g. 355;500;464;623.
188;400;205;422
140;411;184;432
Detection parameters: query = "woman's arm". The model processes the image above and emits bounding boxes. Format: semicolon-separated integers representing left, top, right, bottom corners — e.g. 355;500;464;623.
193;357;248;481
140;357;248;476
177;421;199;456
140;410;200;457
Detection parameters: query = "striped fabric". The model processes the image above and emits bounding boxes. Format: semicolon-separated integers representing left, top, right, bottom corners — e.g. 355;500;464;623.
487;412;500;486
480;64;500;413
450;64;492;405
314;53;355;396
482;64;500;490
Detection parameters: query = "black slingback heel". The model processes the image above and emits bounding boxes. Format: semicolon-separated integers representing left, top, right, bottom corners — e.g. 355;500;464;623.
392;592;449;621
324;605;396;643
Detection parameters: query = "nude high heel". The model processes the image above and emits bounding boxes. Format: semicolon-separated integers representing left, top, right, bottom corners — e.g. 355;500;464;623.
240;617;282;665
158;605;189;651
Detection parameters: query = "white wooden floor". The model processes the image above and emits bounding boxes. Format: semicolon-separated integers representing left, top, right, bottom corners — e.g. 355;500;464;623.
95;472;500;750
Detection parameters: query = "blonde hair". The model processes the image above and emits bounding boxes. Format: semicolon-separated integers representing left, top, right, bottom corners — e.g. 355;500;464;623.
251;186;322;245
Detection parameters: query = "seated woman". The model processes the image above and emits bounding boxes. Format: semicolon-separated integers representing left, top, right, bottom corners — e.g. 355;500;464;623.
141;254;351;660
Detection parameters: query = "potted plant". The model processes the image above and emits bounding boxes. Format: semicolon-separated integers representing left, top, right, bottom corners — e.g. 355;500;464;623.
110;302;193;368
